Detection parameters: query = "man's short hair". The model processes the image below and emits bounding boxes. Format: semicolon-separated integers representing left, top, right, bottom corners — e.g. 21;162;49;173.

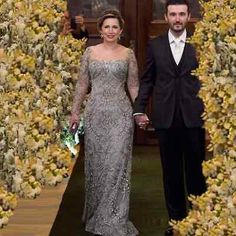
165;0;190;13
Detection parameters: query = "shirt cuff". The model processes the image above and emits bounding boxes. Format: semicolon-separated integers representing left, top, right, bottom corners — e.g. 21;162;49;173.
133;113;145;116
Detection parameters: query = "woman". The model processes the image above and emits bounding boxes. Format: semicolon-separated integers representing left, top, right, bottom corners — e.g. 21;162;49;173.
70;9;139;236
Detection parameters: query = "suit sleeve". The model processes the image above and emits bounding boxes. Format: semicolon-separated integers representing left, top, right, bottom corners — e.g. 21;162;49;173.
133;42;156;113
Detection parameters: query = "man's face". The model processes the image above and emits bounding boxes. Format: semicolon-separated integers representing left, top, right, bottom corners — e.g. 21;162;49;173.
165;4;190;34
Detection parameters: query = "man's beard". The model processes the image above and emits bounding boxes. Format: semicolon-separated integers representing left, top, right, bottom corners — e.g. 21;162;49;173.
171;23;185;33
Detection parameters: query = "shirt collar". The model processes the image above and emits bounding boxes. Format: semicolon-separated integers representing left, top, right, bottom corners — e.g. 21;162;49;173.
168;29;187;44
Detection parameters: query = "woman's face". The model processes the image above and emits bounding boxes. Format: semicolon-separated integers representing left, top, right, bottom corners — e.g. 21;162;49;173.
100;18;122;43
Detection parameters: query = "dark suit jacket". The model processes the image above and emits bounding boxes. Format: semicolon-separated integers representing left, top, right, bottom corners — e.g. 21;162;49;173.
72;28;89;40
134;32;204;129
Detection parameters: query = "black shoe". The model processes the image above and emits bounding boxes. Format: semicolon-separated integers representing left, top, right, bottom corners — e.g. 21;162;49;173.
164;226;173;236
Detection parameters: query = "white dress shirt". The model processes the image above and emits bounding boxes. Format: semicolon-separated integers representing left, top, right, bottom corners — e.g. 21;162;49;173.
168;29;186;65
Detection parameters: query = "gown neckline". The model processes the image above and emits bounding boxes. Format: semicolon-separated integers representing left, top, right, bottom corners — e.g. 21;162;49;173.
89;58;128;63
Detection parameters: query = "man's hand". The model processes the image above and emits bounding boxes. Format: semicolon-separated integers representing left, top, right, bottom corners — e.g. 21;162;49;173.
134;114;149;130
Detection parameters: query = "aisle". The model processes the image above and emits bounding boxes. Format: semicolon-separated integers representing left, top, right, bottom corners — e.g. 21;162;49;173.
50;146;168;236
0;159;76;236
0;146;168;236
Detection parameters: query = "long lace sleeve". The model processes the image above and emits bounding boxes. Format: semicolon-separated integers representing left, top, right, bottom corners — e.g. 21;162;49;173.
71;47;90;116
127;49;139;103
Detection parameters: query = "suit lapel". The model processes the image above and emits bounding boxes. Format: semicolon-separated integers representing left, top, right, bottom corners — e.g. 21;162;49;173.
178;39;193;76
177;43;187;69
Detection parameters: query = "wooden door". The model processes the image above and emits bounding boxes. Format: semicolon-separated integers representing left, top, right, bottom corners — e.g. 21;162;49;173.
67;0;201;145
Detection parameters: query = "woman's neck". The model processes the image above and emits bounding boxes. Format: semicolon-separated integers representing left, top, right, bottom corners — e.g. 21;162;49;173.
101;41;119;50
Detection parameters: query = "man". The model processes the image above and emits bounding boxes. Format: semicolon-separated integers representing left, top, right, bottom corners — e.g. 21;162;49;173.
134;0;206;235
60;11;89;40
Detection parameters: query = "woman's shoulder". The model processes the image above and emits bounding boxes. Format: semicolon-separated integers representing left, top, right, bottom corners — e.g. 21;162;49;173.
88;44;102;52
123;47;136;60
118;45;132;53
83;46;92;54
83;45;103;57
116;45;135;59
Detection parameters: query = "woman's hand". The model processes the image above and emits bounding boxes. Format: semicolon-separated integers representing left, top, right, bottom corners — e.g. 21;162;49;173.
69;113;80;131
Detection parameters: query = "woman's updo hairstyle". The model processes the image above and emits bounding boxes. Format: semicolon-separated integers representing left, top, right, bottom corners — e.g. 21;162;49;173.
97;9;125;30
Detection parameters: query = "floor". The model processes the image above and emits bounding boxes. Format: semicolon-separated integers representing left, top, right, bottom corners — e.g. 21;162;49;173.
50;145;169;236
1;146;169;236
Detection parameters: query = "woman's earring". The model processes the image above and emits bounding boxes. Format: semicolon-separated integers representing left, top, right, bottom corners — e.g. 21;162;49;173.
100;34;104;38
118;35;121;40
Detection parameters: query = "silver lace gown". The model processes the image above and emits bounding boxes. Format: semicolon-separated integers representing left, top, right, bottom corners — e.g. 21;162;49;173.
72;47;139;236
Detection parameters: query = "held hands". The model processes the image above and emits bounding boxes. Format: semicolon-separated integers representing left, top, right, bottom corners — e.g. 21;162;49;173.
134;114;150;130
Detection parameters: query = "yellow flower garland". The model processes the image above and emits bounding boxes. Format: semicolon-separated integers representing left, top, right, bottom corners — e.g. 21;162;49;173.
0;0;85;228
172;0;236;235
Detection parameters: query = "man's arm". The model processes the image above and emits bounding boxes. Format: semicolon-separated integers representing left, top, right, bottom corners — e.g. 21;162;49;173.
133;41;156;129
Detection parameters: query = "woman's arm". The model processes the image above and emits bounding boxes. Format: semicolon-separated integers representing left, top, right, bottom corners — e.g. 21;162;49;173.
127;49;139;103
70;47;90;126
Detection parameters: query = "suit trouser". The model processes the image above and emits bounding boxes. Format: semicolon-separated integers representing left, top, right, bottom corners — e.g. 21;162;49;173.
155;126;206;220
